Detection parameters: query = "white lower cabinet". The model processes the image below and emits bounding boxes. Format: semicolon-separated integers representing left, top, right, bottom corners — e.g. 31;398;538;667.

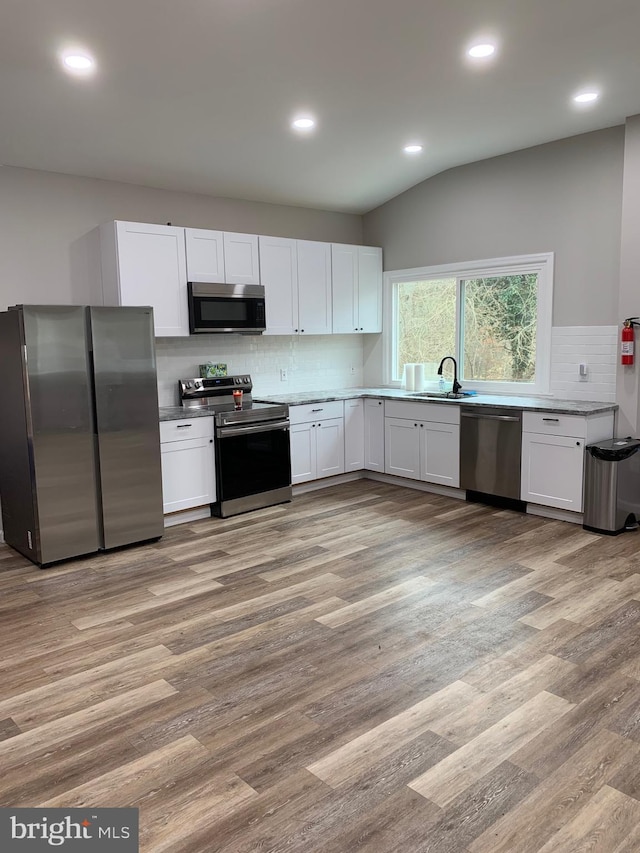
419;421;460;487
520;410;614;513
160;418;216;513
521;433;584;511
385;401;460;487
385;417;421;480
290;401;345;485
364;399;385;471
344;398;365;471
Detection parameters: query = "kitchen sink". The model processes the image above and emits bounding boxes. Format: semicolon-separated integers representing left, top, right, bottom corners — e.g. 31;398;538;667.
409;391;474;399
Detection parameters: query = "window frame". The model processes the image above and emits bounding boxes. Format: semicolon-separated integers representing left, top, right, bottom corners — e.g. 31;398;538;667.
383;252;554;395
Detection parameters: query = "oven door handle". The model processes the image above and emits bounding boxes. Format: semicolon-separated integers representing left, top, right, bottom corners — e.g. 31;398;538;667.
217;420;290;438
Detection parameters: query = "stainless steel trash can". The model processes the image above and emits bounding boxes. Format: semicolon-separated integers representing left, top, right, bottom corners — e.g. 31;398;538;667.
583;438;640;534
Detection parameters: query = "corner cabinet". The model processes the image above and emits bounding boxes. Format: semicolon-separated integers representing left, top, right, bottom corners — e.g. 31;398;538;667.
364;399;385;471
289;401;345;484
160;418;216;514
100;221;189;337
521;411;614;512
344;398;365;471
332;244;383;334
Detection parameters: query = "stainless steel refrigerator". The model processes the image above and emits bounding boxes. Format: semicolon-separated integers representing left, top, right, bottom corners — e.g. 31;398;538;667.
0;305;164;567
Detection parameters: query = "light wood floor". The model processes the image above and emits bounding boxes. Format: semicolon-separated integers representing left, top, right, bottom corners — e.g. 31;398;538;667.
2;480;640;852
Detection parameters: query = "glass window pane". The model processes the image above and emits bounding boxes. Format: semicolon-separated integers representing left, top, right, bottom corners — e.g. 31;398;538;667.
396;278;456;380
462;274;538;382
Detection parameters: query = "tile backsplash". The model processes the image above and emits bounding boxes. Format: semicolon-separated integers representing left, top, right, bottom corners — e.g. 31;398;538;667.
156;326;618;407
550;325;617;402
156;334;365;406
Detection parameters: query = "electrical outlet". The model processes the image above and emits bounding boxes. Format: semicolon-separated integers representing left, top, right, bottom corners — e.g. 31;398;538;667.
280;369;288;382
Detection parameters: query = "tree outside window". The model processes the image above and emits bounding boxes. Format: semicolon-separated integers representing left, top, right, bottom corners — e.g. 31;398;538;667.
394;272;539;385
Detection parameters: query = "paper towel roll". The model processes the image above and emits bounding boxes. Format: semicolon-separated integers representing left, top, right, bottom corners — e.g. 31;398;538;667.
414;363;425;392
404;363;415;391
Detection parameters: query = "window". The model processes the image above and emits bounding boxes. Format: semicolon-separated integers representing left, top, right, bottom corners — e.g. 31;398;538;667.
386;253;553;394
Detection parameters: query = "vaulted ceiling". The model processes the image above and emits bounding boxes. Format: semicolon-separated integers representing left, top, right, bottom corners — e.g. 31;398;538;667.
2;0;640;213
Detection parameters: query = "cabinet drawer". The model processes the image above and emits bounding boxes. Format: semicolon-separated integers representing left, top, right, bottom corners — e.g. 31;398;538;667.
523;412;586;438
160;417;214;444
289;400;344;424
385;400;460;425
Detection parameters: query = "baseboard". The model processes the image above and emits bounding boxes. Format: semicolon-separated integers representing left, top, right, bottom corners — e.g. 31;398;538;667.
293;471;365;495
363;471;466;500
164;506;212;528
526;503;583;524
293;471;583;524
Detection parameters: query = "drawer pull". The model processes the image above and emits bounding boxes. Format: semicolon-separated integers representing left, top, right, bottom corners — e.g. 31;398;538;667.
176;424;193;429
542;417;559;422
311;408;324;412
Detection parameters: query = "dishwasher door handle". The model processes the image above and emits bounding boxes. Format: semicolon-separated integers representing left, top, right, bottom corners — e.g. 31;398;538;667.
461;412;521;422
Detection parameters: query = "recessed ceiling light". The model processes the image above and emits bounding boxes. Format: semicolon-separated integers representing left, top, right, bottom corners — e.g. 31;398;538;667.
573;91;599;104
61;51;96;73
291;116;316;131
467;43;496;59
403;144;423;154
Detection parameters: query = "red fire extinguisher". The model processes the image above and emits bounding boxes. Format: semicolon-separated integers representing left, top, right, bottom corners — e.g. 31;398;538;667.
621;318;640;365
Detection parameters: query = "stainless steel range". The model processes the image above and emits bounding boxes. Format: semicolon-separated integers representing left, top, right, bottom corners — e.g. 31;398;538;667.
179;375;291;518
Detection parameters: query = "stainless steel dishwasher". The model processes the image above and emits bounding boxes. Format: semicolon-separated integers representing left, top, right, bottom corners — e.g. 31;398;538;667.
460;406;522;500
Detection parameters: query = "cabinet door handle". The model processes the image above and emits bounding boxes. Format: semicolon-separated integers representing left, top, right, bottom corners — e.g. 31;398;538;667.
542;417;559;422
576;441;581;446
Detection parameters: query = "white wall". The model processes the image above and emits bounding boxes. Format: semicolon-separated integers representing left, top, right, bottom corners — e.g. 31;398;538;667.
616;115;640;435
0;165;363;311
363;127;624;328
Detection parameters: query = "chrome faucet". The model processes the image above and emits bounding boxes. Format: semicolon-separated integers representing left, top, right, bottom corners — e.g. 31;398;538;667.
437;356;462;395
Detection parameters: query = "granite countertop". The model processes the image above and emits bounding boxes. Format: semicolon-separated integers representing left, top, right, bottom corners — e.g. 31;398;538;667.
252;387;618;416
159;406;216;422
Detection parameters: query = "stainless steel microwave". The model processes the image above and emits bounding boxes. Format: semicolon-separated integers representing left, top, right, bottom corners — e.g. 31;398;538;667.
187;282;266;334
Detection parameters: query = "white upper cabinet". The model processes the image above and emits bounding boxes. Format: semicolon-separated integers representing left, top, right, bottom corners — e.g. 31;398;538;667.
332;244;382;334
223;232;260;285
260;236;298;335
261;238;332;335
100;221;189;337
331;244;358;333
185;228;225;283
297;240;332;335
357;246;383;332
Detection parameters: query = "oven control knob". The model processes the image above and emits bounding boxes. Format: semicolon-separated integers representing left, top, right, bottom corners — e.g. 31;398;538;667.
235;378;241;384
